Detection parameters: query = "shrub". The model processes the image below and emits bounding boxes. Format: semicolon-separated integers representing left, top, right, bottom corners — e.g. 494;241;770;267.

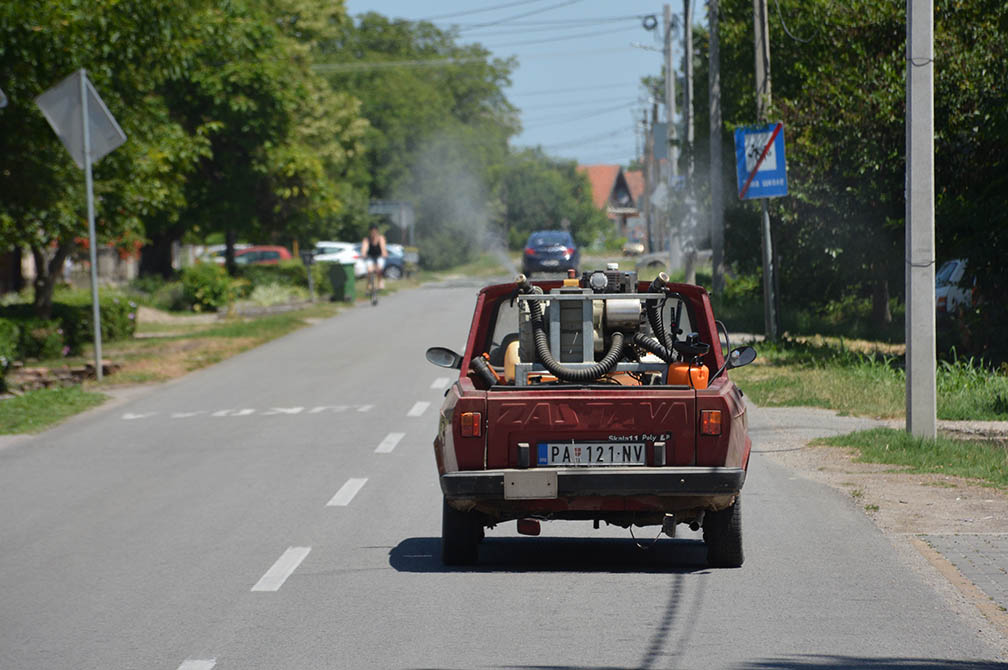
181;263;238;312
0;318;19;385
249;283;309;306
17;318;65;360
51;292;138;353
237;259;332;298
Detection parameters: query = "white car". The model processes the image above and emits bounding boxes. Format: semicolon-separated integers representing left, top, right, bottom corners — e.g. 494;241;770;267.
313;241;366;277
935;258;972;317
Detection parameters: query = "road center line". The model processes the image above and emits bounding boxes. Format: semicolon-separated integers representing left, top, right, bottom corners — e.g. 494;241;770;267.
177;660;216;670
407;401;430;417
251;547;311;592
430;377;450;390
327;478;368;506
375;432;405;454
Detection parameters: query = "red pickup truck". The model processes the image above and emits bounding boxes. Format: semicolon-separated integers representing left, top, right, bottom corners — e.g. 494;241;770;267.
426;267;755;567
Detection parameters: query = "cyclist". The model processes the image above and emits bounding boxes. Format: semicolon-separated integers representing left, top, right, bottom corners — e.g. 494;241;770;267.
361;224;388;290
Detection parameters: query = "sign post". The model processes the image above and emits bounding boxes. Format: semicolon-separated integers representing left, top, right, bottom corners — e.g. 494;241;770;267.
36;69;127;381
734;122;788;340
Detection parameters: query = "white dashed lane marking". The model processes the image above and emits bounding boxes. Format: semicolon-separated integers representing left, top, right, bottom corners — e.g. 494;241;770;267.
375;432;405;454
357;404;374;412
407;401;430;417
251;547;311;592
177;660;216;670
430;377;450;390
327;478;368;507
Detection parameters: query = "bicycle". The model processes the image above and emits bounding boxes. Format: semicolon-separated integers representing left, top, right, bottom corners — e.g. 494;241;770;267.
367;268;379;306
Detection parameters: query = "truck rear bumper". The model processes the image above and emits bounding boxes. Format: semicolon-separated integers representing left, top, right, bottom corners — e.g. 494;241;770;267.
441;466;745;500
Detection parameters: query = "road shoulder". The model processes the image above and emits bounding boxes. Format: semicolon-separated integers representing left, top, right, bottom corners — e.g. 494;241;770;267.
753;405;1008;655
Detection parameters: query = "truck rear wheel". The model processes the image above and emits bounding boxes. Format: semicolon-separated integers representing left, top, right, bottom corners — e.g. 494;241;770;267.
442;498;482;566
703;495;744;568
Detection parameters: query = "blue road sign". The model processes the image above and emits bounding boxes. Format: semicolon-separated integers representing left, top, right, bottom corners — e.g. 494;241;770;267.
734;122;788;200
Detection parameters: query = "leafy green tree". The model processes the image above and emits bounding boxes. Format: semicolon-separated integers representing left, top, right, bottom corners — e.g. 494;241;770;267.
315;13;519;264
495;149;609;249
0;1;210;315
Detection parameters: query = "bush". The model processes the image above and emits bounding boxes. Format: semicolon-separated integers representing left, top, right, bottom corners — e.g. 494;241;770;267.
237;260;332;298
0;318;19;386
17;318;64;360
51;292;138;352
248;283;309;306
181;263;238;312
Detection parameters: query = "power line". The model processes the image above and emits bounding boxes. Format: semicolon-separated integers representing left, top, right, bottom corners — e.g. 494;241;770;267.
454;14;646;31
534;128;628;149
421;0;553;22
522;101;637;128
459;0;585;30
457;18;639;38
510;82;641;96
483;25;637;49
311;57;485;73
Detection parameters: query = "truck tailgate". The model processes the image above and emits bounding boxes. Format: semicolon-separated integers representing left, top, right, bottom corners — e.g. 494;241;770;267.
485;388;697;469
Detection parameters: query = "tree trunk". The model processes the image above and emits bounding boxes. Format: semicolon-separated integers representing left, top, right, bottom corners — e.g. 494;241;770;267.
31;242;71;319
140;230;177;278
7;246;25;293
225;229;237;275
872;278;892;326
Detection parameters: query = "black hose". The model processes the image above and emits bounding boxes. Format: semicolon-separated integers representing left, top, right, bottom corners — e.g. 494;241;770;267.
528;299;626;382
633;332;674;363
470;356;499;387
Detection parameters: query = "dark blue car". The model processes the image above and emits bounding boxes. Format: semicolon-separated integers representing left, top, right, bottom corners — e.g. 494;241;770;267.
521;230;579;276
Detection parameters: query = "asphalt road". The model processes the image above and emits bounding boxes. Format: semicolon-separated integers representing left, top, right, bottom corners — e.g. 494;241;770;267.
0;278;1004;670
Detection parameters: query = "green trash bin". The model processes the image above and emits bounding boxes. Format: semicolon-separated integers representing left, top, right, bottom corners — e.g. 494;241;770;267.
328;262;357;302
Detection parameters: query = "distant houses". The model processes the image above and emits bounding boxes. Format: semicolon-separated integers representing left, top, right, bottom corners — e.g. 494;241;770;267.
577;165;645;243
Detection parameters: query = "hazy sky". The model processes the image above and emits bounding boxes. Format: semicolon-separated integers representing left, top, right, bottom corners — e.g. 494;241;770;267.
343;0;683;168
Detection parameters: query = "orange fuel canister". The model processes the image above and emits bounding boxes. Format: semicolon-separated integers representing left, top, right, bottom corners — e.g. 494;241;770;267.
667;362;709;389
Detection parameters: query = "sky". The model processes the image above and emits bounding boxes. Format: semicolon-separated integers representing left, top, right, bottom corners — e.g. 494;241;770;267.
343;0;683;168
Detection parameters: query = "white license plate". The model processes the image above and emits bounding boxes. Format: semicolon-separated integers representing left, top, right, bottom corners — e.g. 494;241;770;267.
541;259;559;266
537;442;646;466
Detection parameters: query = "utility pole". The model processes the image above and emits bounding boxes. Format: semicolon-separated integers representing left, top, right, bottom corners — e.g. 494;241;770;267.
643;109;654;253
664;4;680;271
683;0;697;284
709;0;725;296
753;0;779;340
905;0;936;438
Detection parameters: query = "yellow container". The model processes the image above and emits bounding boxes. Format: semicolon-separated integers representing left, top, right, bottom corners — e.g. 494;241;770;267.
667;363;709;389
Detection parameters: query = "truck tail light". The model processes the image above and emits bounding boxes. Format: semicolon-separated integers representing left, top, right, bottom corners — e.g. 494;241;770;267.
460;411;482;437
700;410;722;436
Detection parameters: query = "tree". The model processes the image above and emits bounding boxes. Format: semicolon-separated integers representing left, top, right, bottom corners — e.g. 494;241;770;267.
495;149;610;250
0;1;211;314
315;13;520;265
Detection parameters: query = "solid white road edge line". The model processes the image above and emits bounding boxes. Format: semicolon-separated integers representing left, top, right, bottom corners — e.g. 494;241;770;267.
327;478;368;507
375;432;405;454
407;401;430;417
177;660;216;670
430;377;450;390
251;547;311;592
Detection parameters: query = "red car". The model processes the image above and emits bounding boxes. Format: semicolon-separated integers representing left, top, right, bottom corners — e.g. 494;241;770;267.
234;245;292;265
427;267;756;567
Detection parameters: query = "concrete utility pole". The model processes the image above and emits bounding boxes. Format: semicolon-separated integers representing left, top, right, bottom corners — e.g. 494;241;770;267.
709;0;725;296
664;4;680;270
753;0;779;340
682;0;697;284
905;0;937;438
644;110;654;253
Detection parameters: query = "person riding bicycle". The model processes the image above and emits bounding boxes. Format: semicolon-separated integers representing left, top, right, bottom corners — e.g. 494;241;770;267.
361;224;388;289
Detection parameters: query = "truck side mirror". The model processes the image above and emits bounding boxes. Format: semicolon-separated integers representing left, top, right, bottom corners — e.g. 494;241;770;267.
426;346;463;370
726;346;757;369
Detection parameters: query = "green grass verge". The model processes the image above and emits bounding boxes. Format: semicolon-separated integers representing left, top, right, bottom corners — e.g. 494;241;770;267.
730;338;1008;420
815;427;1008;488
0;387;108;434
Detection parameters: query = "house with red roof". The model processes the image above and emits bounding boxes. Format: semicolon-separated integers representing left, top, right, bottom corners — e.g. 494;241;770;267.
577;164;646;242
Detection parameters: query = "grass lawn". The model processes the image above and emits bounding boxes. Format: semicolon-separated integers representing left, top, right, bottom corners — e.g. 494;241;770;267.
730;338;1008;420
0;387;107;434
816;427;1008;489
